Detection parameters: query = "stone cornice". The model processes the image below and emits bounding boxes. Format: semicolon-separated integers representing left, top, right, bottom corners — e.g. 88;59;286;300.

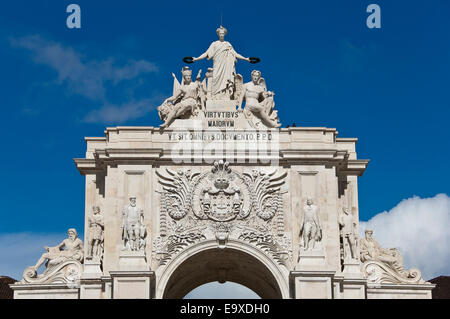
73;158;101;175
336;137;358;143
75;147;369;176
99;148;163;159
75;126;368;176
336;159;370;176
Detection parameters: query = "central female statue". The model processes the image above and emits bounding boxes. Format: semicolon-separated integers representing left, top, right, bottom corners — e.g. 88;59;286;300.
193;26;250;99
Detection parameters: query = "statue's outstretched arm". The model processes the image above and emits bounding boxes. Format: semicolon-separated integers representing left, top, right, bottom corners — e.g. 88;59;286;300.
235;52;250;62
193;52;208;62
55;241;65;251
166;90;184;103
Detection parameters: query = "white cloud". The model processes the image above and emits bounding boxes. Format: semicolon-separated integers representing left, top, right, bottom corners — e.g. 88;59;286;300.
0;232;67;280
10;35;160;123
360;193;450;280
82;96;163;124
10;35;157;101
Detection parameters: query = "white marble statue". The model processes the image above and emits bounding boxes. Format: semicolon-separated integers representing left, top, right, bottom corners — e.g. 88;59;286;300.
22;228;84;284
339;207;358;260
193;26;250;99
121;196;147;251
360;229;426;284
238;70;281;128
158;67;205;128
360;229;407;276
86;206;104;261
299;198;322;251
32;228;84;271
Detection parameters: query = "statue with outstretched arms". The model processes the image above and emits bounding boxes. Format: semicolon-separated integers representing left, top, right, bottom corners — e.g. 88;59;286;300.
192;26;250;99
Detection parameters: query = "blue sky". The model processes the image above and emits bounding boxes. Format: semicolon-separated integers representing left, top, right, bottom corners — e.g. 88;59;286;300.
0;0;449;285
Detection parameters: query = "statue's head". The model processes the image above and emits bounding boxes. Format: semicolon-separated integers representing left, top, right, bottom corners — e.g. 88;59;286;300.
365;229;373;239
182;66;192;84
68;228;78;239
130;196;136;207
216;26;227;41
92;206;100;214
306;197;313;205
251;70;261;84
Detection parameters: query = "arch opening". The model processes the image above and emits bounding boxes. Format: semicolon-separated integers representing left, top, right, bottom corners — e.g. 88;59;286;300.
184;282;261;299
162;248;283;299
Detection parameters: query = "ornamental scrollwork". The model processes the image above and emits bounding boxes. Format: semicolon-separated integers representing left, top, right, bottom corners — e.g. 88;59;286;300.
153;161;291;268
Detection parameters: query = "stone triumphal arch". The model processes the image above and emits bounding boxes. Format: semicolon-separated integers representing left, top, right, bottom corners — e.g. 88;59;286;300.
12;26;434;299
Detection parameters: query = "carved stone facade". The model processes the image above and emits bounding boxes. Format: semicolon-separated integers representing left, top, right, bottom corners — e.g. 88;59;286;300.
11;27;434;299
153;161;291;269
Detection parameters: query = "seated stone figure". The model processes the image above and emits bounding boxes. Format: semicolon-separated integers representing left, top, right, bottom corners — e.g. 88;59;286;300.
29;228;84;276
158;67;205;128
360;229;406;275
360;229;425;284
21;228;84;284
238;70;281;128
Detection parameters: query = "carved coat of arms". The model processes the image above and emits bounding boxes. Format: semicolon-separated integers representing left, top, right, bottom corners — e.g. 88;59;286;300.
193;161;250;222
153;161;292;268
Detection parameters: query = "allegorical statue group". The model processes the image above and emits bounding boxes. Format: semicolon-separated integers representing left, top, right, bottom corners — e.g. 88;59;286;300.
157;26;281;129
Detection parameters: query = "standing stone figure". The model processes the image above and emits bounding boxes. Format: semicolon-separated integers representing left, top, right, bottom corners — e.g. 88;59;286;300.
299;198;322;250
339;207;357;260
121;196;147;251
360;229;408;277
87;206;104;261
238;70;281;128
193;26;250;99
31;228;84;274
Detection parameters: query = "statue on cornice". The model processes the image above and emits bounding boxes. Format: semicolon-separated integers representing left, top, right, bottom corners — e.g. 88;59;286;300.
360;229;408;276
31;228;84;272
192;26;251;100
238;70;281;128
360;229;426;284
158;67;206;128
21;228;84;284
